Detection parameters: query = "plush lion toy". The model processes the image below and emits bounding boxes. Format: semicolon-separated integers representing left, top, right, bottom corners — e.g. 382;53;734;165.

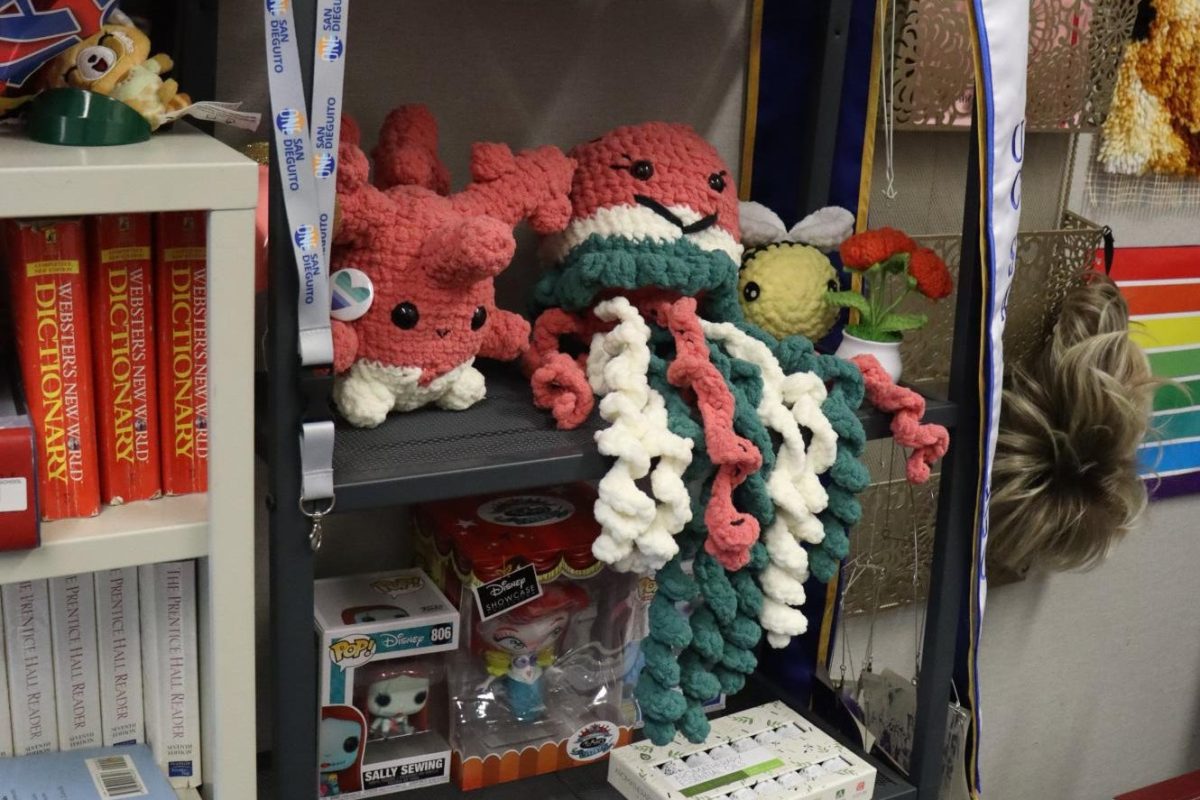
37;24;191;129
1099;0;1200;176
331;106;575;428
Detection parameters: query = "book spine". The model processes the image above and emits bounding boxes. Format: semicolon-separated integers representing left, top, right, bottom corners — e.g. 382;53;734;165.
2;580;59;754
4;218;100;520
0;593;13;757
138;565;163;774
95;567;144;746
154;212;208;496
0;423;39;550
90;214;161;505
48;574;102;751
143;561;201;787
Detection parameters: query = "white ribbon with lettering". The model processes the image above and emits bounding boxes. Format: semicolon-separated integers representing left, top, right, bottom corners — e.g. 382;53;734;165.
965;1;1028;795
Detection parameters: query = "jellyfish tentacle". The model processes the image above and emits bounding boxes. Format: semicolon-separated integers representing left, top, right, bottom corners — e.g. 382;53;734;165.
638;296;761;570
768;333;869;583
667;341;772;744
635;555;698;744
699;320;842;648
524;308;599;429
587;297;693;572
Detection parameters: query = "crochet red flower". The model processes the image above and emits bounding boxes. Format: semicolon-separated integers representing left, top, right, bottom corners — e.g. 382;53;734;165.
839;227;918;270
908;247;953;299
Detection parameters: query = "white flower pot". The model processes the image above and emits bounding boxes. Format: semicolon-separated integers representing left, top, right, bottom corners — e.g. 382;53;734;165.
835;332;903;383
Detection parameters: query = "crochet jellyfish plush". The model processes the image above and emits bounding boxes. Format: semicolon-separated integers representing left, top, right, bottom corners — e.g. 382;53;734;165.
525;122;870;744
330;106;575;428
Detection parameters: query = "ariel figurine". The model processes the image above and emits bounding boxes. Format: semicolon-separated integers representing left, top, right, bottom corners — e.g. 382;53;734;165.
477;583;589;722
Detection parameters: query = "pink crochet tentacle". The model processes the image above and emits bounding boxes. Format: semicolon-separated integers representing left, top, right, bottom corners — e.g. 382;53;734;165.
644;296;761;570
851;354;950;483
524;309;598;430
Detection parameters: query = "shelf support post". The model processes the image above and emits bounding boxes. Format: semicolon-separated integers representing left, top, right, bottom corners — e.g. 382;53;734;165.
908;110;986;799
202;207;258;799
267;1;320;797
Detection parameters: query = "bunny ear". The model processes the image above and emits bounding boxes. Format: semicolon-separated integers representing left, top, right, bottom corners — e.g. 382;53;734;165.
787;206;855;251
739;201;789;248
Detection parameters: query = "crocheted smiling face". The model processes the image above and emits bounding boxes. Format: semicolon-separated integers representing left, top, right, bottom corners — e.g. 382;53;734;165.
542;122;742;270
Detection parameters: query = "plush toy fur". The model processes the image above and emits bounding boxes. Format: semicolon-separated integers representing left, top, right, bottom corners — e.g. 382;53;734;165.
1099;0;1200;176
39;25;190;129
331;106;575;427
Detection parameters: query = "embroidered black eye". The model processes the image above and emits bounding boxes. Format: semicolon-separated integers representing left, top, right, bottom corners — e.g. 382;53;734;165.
743;282;760;302
375;692;392;708
709;173;726;192
471;306;487;330
827;279;839;292
391;302;419;329
631;160;654;180
343;736;358;753
414;690;427;705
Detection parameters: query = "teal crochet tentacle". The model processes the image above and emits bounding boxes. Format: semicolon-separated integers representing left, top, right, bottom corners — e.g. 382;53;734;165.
664;341;773;744
634;554;698;745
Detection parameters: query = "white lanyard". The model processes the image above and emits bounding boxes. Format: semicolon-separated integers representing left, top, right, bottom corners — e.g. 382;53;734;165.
263;0;349;507
263;0;348;367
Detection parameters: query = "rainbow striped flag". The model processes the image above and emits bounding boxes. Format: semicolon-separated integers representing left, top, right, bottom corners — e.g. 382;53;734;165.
1113;247;1200;497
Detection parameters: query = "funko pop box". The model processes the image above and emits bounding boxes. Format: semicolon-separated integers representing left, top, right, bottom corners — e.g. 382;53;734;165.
314;568;459;797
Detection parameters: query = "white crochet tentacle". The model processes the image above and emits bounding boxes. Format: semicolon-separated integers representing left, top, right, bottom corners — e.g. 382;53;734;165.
761;597;808;649
588;297;693;572
782;372;838;474
699;321;837;648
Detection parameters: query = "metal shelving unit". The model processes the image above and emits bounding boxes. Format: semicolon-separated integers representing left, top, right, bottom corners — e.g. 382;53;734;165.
265;4;983;799
330;365;956;512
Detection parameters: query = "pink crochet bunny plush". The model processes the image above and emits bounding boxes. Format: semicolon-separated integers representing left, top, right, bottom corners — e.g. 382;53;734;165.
331;106;575;427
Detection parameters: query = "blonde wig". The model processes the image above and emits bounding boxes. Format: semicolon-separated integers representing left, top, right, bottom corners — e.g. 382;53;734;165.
989;272;1157;573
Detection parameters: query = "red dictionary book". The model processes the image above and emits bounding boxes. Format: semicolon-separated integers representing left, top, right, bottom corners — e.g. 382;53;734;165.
0;350;38;549
154;212;208;495
91;214;162;505
3;218;101;520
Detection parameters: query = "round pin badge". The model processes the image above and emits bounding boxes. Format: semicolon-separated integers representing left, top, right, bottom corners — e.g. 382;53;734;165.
330;268;374;321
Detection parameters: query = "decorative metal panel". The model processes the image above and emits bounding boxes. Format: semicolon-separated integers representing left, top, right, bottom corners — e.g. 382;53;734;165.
839;215;1101;615
898;212;1103;391
886;0;1137;131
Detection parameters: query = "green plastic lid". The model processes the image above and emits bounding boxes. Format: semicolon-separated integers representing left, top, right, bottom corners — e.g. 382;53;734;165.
26;88;151;146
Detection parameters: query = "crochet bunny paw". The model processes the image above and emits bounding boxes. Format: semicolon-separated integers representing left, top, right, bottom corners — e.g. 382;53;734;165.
332;363;401;429
435;364;486;410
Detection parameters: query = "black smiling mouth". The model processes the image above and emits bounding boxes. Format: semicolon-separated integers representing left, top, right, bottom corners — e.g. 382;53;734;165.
634;195;718;234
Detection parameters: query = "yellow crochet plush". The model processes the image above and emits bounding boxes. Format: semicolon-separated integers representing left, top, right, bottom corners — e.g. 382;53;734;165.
739;242;840;341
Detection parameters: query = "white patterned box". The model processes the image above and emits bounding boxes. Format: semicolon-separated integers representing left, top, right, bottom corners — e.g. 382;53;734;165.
608;702;875;800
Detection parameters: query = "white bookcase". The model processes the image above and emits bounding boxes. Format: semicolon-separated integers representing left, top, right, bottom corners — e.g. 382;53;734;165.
0;123;258;800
